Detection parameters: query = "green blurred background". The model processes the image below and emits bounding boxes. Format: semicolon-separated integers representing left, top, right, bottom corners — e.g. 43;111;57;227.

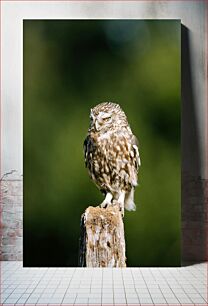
23;20;181;267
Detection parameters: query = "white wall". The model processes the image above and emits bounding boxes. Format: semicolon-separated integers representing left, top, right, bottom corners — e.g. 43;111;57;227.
1;1;207;180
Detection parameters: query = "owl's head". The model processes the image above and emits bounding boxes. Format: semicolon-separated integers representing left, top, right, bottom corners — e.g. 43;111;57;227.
89;102;128;133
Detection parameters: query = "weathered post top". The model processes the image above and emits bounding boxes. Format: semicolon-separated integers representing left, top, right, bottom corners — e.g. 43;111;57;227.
79;205;126;267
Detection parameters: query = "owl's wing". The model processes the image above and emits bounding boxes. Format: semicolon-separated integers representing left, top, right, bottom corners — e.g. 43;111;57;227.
83;135;96;169
131;135;141;171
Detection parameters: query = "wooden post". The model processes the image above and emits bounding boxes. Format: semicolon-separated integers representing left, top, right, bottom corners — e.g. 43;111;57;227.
79;205;126;267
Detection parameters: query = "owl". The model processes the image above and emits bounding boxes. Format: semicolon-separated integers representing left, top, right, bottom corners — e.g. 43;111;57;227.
84;102;141;216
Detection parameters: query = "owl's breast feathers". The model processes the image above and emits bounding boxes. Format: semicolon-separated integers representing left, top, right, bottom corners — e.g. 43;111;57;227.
84;130;141;193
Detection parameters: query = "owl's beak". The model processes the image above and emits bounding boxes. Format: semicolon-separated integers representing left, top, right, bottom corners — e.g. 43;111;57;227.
95;120;100;131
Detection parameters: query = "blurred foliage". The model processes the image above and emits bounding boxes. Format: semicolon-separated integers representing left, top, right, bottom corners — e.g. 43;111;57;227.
23;20;180;267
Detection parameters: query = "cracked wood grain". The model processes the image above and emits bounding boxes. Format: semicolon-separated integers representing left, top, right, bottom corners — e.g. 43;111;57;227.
79;205;126;267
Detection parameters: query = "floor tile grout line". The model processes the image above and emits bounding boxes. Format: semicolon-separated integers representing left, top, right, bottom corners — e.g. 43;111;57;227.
140;268;154;305
130;267;141;305
0;262;207;306
23;267;50;304
1;276;26;303
100;267;103;304
61;266;77;304
155;267;182;304
148;267;172;304
168;266;206;303
89;267;97;304
121;268;128;305
181;265;207;301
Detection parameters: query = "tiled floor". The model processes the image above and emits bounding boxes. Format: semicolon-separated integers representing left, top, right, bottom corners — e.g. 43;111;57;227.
0;261;207;305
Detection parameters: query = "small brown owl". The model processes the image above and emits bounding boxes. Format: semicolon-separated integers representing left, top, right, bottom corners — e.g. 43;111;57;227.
84;102;141;216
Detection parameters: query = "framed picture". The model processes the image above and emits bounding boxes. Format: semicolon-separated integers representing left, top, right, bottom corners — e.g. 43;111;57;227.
23;19;181;267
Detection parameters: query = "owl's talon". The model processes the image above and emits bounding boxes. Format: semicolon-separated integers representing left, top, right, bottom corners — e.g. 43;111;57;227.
100;192;113;209
100;202;109;209
119;205;125;217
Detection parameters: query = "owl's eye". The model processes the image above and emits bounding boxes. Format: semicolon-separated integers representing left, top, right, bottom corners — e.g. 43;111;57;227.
102;115;111;122
103;117;110;121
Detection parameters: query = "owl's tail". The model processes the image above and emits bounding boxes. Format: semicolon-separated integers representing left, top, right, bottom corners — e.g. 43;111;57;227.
124;188;136;211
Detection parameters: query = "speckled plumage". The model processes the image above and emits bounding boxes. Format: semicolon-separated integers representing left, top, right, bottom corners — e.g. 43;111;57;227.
84;102;141;215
